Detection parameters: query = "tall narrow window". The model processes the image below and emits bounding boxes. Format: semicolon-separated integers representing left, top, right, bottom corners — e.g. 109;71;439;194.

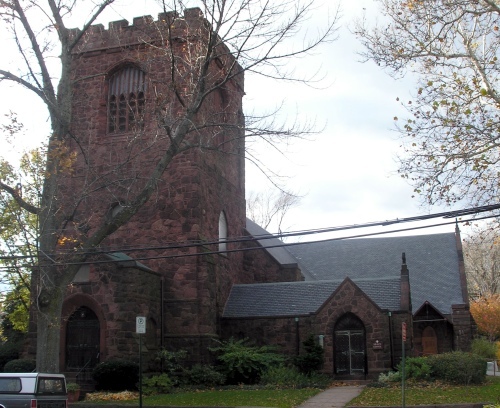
219;211;228;254
108;66;146;133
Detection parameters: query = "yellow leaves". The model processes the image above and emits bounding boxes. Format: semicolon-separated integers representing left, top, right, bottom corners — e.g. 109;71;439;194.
403;0;423;10
48;140;77;175
57;235;81;248
85;391;139;401
470;295;500;340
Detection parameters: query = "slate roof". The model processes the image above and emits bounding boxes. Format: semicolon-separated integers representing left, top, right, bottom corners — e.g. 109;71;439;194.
223;277;401;318
245;219;298;268
285;233;465;315
223;222;466;319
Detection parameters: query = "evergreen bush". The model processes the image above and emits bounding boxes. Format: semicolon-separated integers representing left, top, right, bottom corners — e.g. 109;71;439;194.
428;351;486;385
293;335;324;375
186;364;225;387
260;365;330;388
398;356;432;381
92;359;139;391
209;338;285;385
142;373;174;395
0;343;20;371
3;359;36;373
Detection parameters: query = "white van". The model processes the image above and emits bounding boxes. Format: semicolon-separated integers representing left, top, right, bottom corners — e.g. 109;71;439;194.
0;373;67;408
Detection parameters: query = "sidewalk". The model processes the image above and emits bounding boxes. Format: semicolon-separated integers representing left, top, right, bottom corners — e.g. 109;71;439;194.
296;385;365;408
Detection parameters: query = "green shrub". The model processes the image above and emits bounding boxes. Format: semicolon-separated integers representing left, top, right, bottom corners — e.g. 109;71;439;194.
378;371;401;383
92;359;139;391
0;343;21;371
3;359;36;373
428;351;486;385
155;349;187;375
142;373;174;395
472;338;497;360
209;338;285;385
186;364;225;387
260;365;330;388
260;365;307;387
398;356;432;381
293;335;324;375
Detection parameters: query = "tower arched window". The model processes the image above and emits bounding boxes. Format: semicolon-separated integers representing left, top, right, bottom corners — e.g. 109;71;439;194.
108;66;146;133
219;211;228;254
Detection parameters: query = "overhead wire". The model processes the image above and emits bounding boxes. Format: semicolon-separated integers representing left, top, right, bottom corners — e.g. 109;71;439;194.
0;203;499;271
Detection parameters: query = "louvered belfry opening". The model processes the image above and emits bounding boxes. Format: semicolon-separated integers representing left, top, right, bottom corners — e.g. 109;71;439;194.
108;66;146;133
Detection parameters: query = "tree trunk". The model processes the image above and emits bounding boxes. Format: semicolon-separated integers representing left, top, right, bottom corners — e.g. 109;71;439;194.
35;273;66;372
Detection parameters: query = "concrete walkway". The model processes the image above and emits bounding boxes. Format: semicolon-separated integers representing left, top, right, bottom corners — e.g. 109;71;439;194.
296;385;365;408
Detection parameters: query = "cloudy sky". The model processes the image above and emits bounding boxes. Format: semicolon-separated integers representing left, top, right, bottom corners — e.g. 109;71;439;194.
0;0;477;241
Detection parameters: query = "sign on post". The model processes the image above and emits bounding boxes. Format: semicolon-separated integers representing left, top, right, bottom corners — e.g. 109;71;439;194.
136;316;146;334
402;322;407;342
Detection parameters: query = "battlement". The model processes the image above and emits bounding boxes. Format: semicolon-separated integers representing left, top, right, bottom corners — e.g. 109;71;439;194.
71;7;208;55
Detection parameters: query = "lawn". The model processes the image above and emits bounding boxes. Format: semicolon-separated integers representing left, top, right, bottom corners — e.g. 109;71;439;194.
146;388;322;408
81;378;500;408
347;377;500;407
83;388;324;408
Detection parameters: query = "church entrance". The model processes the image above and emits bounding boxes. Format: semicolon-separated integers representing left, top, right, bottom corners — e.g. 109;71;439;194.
334;313;366;376
65;306;100;375
422;326;438;355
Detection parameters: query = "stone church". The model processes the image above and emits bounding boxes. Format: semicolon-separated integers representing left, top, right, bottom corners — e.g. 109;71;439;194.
26;8;474;382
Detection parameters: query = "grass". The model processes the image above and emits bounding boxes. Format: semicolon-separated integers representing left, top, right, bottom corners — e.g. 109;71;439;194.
347;376;500;406
83;377;500;408
145;388;323;408
83;388;324;408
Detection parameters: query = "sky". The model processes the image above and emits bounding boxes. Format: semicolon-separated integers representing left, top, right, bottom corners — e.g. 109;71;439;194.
0;0;482;242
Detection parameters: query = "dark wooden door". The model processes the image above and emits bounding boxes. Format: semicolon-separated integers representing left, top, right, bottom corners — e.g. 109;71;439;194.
65;307;100;371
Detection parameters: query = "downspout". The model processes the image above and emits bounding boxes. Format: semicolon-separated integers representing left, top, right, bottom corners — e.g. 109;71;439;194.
388;311;395;370
160;277;164;372
295;317;300;355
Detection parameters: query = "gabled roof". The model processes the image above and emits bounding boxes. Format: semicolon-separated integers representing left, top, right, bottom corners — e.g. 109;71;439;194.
284;233;464;315
223;276;401;318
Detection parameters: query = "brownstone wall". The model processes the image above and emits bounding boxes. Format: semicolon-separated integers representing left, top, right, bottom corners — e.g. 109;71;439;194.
60;262;162;368
55;8;247;365
451;304;475;352
222;279;412;379
242;238;303;283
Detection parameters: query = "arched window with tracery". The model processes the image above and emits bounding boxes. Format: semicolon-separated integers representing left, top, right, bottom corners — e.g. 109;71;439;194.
108;65;146;133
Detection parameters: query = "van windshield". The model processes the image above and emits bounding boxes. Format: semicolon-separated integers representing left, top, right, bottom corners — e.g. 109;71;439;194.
0;378;22;393
37;378;66;394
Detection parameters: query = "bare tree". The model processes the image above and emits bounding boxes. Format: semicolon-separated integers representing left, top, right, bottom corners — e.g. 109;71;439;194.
463;224;500;299
0;0;339;372
354;0;500;209
246;189;301;233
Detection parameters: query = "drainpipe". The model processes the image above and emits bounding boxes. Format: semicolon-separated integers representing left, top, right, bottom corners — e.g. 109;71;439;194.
295;317;300;355
388;311;395;370
160;277;164;348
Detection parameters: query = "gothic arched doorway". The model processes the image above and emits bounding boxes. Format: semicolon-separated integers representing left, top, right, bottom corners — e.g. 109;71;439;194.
334;313;366;376
65;306;100;372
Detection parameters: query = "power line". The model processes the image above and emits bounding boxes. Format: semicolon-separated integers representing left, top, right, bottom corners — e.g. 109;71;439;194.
0;203;499;271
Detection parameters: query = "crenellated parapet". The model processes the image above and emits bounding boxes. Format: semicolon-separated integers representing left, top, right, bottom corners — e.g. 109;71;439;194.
70;8;208;55
69;7;243;92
